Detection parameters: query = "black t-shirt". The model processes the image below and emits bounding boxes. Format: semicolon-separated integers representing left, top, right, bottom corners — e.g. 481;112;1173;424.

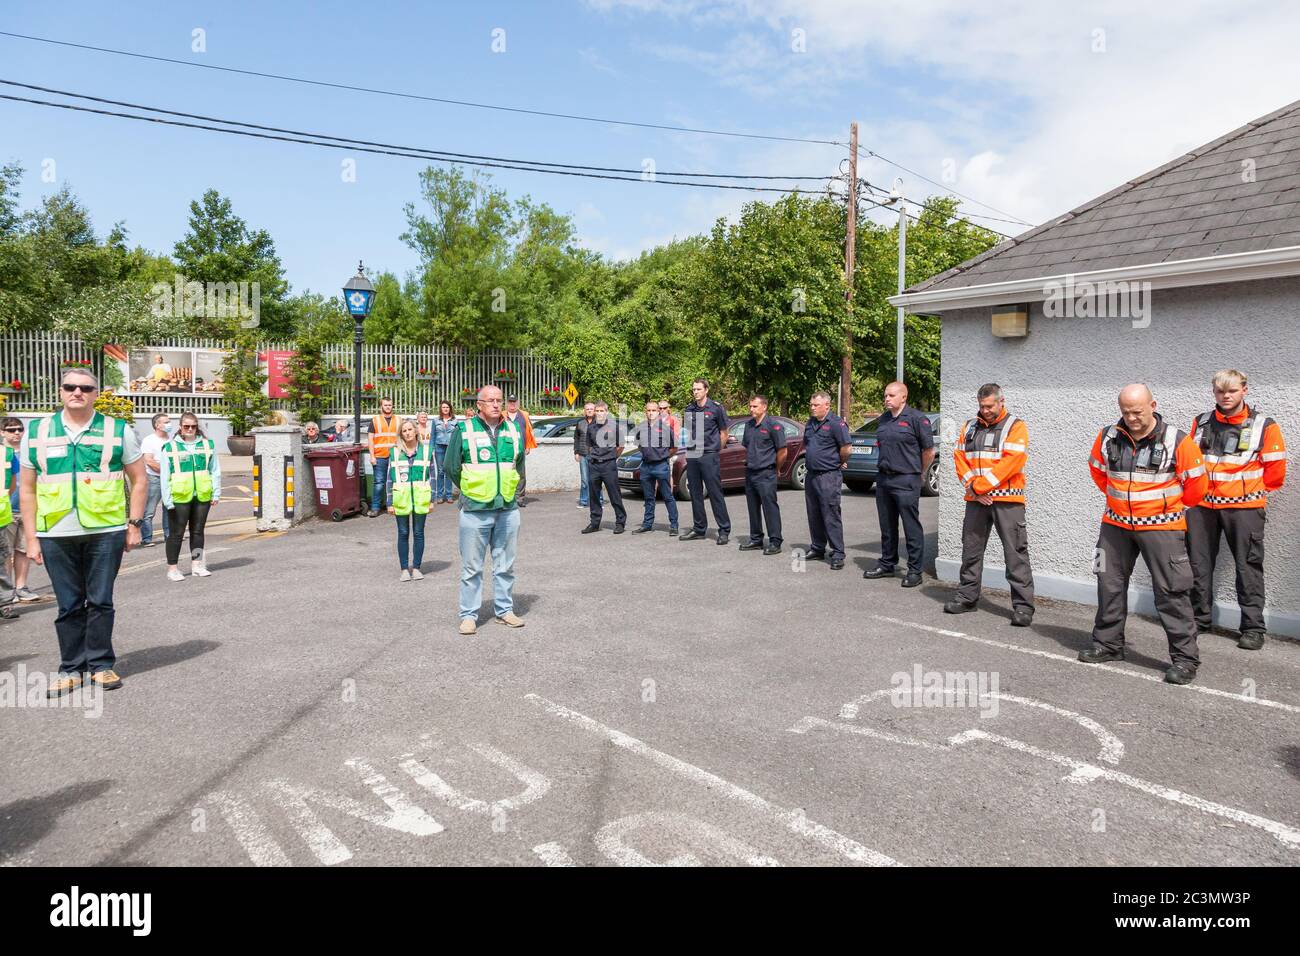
635;419;676;464
682;399;730;455
587;418;627;463
804;414;852;472
876;406;935;474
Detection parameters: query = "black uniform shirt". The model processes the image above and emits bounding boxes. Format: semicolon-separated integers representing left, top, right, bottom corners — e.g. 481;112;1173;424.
876;405;934;475
586;417;626;464
804;413;851;472
635;418;676;464
682;398;729;455
743;415;787;471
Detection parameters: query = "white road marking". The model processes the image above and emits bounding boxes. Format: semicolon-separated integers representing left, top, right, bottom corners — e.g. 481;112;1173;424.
525;693;900;866
838;687;1124;765
398;743;551;815
873;615;1300;715
793;691;1300;849
207;791;291;867
532;842;576;867
595;812;781;867
263;758;444;866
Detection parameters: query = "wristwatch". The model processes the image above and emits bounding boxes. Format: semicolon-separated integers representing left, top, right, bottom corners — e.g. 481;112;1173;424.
128;518;145;529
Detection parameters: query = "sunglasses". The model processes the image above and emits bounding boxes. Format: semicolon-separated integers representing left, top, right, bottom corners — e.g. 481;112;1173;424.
180;423;198;429
3;426;22;433
61;383;97;394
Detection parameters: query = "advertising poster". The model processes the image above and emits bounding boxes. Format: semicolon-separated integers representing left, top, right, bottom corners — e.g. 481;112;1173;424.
123;347;231;396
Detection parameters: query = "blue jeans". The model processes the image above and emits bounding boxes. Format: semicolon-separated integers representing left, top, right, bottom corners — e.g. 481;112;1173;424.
639;461;678;528
458;508;519;620
578;456;602;507
40;531;126;674
395;511;427;570
370;456;390;511
143;473;169;543
434;444;453;500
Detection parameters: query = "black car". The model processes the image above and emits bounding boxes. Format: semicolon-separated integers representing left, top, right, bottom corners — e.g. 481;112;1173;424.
843;411;940;496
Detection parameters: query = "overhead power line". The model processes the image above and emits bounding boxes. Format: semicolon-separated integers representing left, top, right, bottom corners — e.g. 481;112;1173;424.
0;30;843;148
856;144;1034;226
0;79;828;181
861;179;1027;230
0;90;835;195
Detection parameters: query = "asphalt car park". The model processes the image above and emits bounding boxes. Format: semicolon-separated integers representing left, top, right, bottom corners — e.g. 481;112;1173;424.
1;489;1295;867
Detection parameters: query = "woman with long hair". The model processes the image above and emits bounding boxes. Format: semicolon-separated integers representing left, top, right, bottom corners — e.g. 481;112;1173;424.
390;419;434;581
433;399;458;503
160;412;222;581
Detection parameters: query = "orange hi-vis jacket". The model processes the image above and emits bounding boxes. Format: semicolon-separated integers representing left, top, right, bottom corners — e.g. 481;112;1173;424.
1189;404;1287;509
370;413;398;459
1089;415;1207;532
953;409;1027;504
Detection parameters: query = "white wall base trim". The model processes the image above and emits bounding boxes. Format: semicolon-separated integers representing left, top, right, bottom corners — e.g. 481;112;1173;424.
935;559;1300;640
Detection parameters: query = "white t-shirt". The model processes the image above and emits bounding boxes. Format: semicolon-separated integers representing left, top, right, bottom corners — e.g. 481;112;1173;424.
140;432;166;476
20;412;143;537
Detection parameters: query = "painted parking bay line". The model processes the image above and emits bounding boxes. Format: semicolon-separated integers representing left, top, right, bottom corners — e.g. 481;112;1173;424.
873;615;1300;715
525;693;900;866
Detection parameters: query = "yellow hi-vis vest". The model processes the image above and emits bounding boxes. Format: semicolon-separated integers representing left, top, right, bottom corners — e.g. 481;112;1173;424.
458;416;521;506
28;411;128;532
390;440;433;516
164;437;215;504
0;444;12;528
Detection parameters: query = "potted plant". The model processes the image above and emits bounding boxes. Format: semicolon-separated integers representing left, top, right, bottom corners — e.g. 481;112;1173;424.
540;386;565;404
60;358;93;371
361;382;378;401
414;367;439;382
213;331;273;456
330;363;352;380
375;365;402;381
0;379;29;395
494;367;516;383
458;386;477;399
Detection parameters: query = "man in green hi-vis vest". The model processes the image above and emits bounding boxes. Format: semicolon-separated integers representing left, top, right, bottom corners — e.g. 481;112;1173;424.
19;368;148;697
443;384;526;636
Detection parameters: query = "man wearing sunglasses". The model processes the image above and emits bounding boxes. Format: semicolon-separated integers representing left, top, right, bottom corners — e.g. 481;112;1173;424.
20;369;147;696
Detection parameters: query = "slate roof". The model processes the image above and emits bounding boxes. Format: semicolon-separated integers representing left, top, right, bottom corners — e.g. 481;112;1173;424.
910;99;1300;294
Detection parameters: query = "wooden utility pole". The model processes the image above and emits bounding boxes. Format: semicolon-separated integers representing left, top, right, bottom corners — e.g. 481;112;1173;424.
839;122;858;419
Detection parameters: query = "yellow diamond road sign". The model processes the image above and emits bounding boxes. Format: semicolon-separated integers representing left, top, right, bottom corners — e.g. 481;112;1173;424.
563;382;578;405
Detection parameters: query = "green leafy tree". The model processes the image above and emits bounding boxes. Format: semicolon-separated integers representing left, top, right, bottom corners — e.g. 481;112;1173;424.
283;292;348;422
689;193;849;414
173;189;291;339
214;329;272;436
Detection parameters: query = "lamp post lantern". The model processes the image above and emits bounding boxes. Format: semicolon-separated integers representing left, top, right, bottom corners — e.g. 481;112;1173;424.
342;261;375;448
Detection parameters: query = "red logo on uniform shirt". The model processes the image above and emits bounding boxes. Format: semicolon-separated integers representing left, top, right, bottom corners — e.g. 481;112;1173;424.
820;424;829;431
705;412;712;417
898;421;910;428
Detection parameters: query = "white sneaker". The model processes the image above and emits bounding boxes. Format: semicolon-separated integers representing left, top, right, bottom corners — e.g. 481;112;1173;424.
191;564;212;577
410;568;424;581
400;569;411;582
167;569;186;582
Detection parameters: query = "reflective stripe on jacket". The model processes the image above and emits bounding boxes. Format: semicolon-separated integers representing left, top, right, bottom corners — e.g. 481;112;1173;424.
163;438;215;504
370;414;399;459
1088;416;1206;531
953;410;1027;503
1189;405;1287;509
390;440;434;516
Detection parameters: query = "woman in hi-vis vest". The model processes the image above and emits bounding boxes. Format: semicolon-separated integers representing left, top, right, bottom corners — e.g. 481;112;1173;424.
159;411;222;581
389;419;434;582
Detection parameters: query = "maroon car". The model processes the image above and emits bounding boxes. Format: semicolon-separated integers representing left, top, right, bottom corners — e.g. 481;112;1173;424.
617;415;808;500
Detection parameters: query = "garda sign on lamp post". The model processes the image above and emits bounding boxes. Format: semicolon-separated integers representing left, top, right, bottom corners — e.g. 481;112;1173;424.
342;262;375;449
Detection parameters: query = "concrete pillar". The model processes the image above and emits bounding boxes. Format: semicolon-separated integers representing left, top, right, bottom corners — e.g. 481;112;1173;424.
252;425;317;530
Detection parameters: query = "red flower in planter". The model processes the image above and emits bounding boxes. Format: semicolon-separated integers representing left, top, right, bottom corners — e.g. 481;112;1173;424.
9;380;24;390
362;382;376;393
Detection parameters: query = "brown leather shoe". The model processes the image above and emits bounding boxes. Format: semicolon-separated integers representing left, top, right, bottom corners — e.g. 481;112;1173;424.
46;674;84;698
89;669;123;690
496;612;525;628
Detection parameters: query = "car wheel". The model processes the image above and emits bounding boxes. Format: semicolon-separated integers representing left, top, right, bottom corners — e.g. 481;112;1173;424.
676;471;691;500
790;457;807;491
845;479;874;494
921;459;939;497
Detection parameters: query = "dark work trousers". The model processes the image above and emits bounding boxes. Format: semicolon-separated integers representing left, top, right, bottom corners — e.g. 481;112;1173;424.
955;501;1035;611
1186;505;1266;635
686;453;730;534
1093;523;1199;669
40;530;126;675
588;459;626;527
516;452;527;500
876;472;924;573
804;469;845;560
166;499;212;565
745;467;782;546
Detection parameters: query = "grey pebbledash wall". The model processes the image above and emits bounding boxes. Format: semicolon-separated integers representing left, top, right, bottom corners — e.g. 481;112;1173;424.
935;274;1300;638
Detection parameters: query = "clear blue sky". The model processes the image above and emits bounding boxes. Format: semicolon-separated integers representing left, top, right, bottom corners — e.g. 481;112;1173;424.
5;1;1298;296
